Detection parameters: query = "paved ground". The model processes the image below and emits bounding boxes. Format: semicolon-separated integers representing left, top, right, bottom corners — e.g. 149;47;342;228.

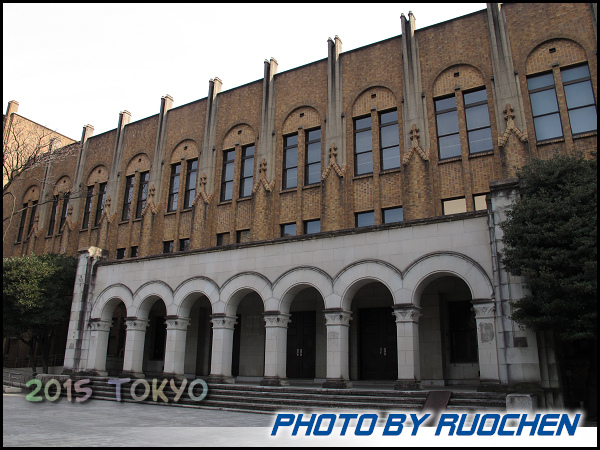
3;392;276;447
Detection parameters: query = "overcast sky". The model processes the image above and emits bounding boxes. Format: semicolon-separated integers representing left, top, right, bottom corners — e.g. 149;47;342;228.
4;3;486;141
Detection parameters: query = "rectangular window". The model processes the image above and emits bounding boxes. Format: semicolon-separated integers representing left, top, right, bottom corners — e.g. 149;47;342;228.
379;110;401;170
221;149;235;202
81;185;94;229
281;223;296;237
383;206;404;224
442;197;467;215
116;248;126;259
95;182;107;226
527;72;563;141
179;238;190;252
26;201;38;237
167;163;181;212
305;128;321;185
355;211;375;228
283;134;298;189
47;195;59;236
135;171;149;218
464;89;493;153
304;219;321;234
122;175;135;221
16;203;27;242
163;241;174;254
354;116;373;175
216;232;230;246
59;192;70;232
435;96;461;159
240;145;254;198
561;64;597;135
130;246;138;258
183;159;198;209
473;194;488;211
236;229;251;244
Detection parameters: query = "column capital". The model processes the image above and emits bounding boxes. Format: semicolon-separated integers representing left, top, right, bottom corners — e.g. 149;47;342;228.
88;318;112;332
165;316;191;330
471;299;496;318
124;317;149;331
210;314;237;330
263;312;291;328
392;304;422;323
324;309;352;326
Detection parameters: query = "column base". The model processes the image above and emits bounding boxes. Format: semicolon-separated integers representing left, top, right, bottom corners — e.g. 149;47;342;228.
207;374;235;384
395;379;421;391
119;371;145;379
322;378;353;389
161;372;187;381
260;376;289;386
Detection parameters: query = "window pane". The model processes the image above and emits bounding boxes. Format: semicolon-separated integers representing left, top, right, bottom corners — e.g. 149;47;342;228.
439;134;462;159
561;65;590;83
307;129;321;141
285;134;298;147
307;142;320;163
355;129;372;152
285;168;297;189
223;181;233;201
281;223;296;237
380;110;398;124
533;113;563;141
568;106;597;134
224;162;234;181
242;159;254;178
356;211;375;227
305;220;320;234
241;178;253;197
465;104;491;130
381;146;400;170
356;152;373;175
380;125;399;147
443;198;467;215
474;194;487;211
435;97;456;111
383;207;403;223
285;147;297;168
355;116;371;130
187;171;197;192
225;150;235;162
306;163;321;184
244;145;254;157
464;89;487;105
530;90;559;116
436;111;459;136
564;82;595;109
468;128;493;153
527;73;554;90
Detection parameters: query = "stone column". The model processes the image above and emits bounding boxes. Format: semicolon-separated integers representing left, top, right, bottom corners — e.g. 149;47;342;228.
207;314;237;384
261;312;291;386
393;304;422;390
87;319;113;376
162;317;191;379
121;318;149;378
472;299;501;389
322;309;352;389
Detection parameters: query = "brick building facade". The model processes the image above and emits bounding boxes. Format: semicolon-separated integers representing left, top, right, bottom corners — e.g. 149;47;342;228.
3;4;596;407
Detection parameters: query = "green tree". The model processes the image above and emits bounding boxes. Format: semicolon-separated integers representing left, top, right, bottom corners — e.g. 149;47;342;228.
3;253;77;374
499;153;596;341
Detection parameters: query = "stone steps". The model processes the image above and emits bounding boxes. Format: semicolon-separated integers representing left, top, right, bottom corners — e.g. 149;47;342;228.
63;376;505;413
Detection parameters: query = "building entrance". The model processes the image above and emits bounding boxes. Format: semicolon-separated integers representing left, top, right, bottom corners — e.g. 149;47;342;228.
359;307;397;380
286;311;316;378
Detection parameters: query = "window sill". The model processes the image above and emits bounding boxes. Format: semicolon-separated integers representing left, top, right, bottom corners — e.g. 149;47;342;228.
379;167;402;175
237;196;251;203
353;173;373;181
218;200;232;206
572;131;597;140
132;218;142;222
535;137;565;146
118;220;130;225
280;187;296;194
468;150;494;159
164;210;177;216
438;156;462;165
302;183;320;190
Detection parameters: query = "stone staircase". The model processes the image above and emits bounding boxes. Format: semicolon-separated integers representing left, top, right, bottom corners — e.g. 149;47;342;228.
65;376;506;414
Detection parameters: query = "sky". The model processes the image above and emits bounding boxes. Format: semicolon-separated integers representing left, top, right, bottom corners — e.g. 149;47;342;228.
3;3;487;141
